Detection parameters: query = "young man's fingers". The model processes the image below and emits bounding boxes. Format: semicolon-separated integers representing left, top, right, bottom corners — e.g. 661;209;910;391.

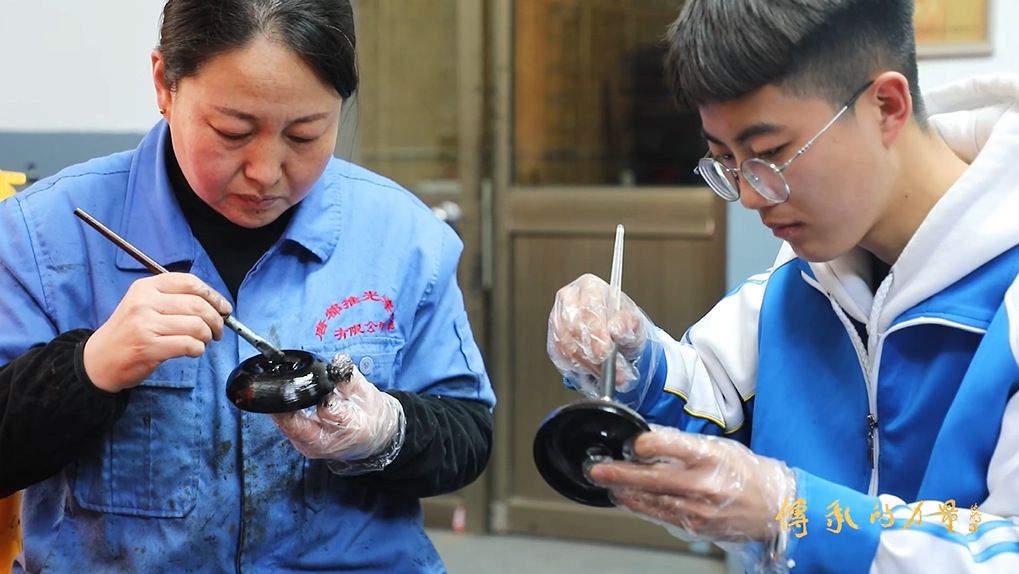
630;429;714;464
588;459;693;494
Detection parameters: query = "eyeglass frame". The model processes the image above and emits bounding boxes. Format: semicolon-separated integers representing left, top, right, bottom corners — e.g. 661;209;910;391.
694;80;875;204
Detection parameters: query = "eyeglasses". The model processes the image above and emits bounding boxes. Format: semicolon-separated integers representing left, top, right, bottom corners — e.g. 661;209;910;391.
694;81;874;204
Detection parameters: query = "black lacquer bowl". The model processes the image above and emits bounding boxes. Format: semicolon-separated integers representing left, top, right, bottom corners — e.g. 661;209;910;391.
533;399;650;507
225;350;336;414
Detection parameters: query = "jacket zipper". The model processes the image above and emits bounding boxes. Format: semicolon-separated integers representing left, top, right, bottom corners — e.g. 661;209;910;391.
802;271;880;494
805;271;991;497
861;275;894;496
866;413;878;468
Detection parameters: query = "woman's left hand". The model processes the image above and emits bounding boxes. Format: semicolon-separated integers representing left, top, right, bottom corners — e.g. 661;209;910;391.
589;427;796;542
272;355;405;473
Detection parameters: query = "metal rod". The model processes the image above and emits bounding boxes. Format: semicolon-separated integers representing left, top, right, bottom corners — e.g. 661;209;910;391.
73;208;286;362
600;224;624;399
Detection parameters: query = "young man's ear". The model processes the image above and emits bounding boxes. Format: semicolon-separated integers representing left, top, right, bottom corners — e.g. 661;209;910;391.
871;71;913;148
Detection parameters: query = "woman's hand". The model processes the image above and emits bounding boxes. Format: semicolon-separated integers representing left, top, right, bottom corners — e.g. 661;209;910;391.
83;273;231;392
272;355;406;475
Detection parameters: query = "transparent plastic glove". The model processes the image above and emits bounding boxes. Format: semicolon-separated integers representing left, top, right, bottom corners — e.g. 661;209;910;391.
589;426;796;573
272;354;406;475
547;273;661;407
83;273;231;392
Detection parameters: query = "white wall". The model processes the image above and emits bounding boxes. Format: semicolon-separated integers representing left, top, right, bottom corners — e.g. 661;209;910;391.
3;1;1015;133
726;0;1019;288
919;0;1019;92
0;1;165;133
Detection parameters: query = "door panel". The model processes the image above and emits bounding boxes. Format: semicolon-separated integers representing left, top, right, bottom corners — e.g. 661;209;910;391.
496;194;726;550
513;0;703;187
510;227;726;502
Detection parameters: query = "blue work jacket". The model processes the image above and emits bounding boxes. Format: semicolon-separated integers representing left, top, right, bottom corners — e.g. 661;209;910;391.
0;122;494;572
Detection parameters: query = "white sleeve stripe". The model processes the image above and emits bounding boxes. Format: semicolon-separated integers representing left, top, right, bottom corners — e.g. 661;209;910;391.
723;276;768;298
1005;280;1019;364
886;502;1019;546
659;387;751;434
976;542;1019;563
891;519;1019;555
661;384;756;410
981;391;1019;513
874;525;1019;573
660;271;768;432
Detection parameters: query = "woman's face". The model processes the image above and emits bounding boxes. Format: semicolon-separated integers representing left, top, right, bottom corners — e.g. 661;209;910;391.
152;36;342;228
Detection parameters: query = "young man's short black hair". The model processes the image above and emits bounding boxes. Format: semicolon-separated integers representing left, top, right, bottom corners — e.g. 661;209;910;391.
665;0;925;124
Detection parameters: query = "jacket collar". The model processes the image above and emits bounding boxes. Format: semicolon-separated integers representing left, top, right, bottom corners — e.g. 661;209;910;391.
115;121;197;272
278;162;342;264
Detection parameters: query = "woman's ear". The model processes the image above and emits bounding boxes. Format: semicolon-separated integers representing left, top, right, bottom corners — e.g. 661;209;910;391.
872;71;913;149
151;50;172;119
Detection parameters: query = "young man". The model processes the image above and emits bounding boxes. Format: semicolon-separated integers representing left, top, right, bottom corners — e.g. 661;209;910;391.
547;1;1019;571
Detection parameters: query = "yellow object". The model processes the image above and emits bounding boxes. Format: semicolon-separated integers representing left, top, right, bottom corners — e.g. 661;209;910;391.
0;492;21;572
1;170;27;572
0;170;27;199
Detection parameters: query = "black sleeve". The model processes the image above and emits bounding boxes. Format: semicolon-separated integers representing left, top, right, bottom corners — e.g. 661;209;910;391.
0;329;130;497
365;391;492;498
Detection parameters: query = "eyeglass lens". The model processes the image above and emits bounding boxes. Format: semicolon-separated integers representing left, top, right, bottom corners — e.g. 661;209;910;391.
697;158;740;201
741;159;790;203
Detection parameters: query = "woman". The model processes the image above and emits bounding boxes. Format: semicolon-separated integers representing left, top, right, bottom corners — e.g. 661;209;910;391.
0;1;495;571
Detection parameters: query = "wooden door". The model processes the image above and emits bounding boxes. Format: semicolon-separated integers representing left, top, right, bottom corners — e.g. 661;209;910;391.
487;0;729;551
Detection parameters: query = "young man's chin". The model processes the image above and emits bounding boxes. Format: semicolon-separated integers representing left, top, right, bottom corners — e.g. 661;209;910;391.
790;241;844;264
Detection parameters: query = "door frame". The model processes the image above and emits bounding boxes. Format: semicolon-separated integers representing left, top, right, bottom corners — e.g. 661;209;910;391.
418;0;491;534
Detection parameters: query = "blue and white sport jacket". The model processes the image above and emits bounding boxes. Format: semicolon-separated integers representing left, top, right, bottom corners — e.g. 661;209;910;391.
637;74;1019;572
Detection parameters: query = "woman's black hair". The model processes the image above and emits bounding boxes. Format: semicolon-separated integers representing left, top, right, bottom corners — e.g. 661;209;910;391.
158;0;358;98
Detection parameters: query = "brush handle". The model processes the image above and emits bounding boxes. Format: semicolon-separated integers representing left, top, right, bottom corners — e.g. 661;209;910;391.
73;208;285;362
600;224;625;399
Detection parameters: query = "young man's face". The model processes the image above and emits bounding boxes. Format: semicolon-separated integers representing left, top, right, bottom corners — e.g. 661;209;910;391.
699;84;891;263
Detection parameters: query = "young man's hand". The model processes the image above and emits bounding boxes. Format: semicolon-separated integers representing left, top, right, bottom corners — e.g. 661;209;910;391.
589;426;796;542
546;273;662;405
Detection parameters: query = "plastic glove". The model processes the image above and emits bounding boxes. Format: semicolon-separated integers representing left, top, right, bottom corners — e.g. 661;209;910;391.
589;426;796;573
83;273;231;392
547;273;662;407
272;354;406;475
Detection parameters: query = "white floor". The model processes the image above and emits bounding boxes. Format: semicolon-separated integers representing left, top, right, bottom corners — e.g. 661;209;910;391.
428;529;729;574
